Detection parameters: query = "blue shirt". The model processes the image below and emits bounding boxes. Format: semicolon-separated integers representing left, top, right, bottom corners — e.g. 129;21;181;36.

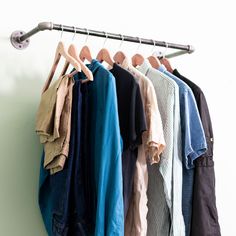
158;65;207;236
76;60;124;236
158;65;207;169
39;79;86;235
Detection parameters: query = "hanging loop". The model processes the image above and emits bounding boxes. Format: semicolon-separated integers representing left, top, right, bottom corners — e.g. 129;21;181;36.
72;26;76;41
84;28;90;44
151;39;156;54
119;34;124;49
103;31;108;47
136;37;142;52
163;42;168;58
60;24;64;39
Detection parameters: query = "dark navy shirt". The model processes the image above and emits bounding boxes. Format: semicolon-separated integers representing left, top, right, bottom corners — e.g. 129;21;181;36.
110;63;147;219
173;69;221;236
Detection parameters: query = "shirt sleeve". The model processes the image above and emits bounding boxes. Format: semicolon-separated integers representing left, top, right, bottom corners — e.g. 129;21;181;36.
183;89;207;169
145;80;166;164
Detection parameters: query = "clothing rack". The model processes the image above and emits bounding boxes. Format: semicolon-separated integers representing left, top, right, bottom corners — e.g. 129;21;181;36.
10;21;195;58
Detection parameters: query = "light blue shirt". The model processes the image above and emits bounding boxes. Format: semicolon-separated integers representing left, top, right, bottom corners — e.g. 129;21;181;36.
137;60;185;236
158;65;207;168
158;65;207;236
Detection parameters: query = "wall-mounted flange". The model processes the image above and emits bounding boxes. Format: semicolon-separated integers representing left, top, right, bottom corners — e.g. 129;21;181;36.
10;31;30;50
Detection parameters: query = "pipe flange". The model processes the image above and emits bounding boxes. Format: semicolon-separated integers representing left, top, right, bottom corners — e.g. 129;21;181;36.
10;30;30;50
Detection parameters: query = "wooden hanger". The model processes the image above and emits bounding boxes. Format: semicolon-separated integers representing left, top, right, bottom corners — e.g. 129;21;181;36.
147;40;161;69
160;57;174;73
79;45;93;63
113;51;126;65
131;37;145;67
96;48;114;66
61;43;93;83
147;55;161;69
131;53;144;67
113;34;127;65
42;41;81;93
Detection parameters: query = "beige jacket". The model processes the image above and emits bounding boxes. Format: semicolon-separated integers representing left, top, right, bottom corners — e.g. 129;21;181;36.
36;75;74;174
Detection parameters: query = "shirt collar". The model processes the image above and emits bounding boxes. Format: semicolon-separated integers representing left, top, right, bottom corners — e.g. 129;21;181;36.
73;59;101;81
120;57;130;70
172;68;181;78
158;64;167;73
137;59;152;76
86;59;101;73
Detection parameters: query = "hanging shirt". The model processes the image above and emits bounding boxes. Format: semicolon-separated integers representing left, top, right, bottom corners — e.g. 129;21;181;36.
35;75;74;174
76;59;124;236
159;65;207;236
39;78;90;235
137;59;185;236
110;63;147;219
173;69;221;236
120;58;165;236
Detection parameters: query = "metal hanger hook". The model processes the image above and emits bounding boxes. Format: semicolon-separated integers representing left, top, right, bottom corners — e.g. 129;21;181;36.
72;26;76;41
60;24;64;40
84;28;90;44
151;40;156;54
103;31;108;47
163;42;169;58
137;37;142;52
119;34;124;49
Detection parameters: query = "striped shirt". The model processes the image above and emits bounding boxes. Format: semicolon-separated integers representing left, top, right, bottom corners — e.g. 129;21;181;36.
137;60;185;236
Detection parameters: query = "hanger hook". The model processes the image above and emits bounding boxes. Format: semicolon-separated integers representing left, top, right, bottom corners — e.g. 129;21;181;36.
163;42;168;58
60;24;64;40
119;34;124;49
137;37;142;52
103;31;108;47
72;26;76;41
151;39;156;54
84;28;90;44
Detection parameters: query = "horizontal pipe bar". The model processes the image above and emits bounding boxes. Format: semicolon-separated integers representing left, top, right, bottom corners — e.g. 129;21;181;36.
13;21;195;54
52;23;194;53
166;50;192;59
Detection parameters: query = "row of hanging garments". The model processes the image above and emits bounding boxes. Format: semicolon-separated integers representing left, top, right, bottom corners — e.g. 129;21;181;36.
35;39;221;236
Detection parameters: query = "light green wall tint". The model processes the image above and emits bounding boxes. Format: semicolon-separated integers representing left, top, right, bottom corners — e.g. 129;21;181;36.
0;44;51;235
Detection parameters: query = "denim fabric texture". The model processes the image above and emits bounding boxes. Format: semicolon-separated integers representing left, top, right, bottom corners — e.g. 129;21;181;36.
39;79;90;236
74;60;124;236
158;65;207;236
173;69;221;236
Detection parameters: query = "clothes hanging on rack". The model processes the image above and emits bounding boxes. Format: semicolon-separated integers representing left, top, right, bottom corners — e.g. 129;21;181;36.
39;78;88;235
172;69;221;236
118;58;165;236
158;65;208;236
35;44;220;236
109;63;147;219
75;60;124;236
137;59;184;236
36;75;74;174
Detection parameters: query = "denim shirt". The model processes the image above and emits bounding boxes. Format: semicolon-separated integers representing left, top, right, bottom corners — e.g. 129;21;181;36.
39;60;124;236
78;60;124;236
158;65;207;236
158;65;207;168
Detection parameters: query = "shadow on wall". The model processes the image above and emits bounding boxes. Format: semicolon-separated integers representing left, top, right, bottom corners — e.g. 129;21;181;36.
0;71;47;235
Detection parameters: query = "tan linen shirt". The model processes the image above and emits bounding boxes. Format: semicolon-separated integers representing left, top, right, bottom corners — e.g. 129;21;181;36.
120;58;165;236
35;75;74;174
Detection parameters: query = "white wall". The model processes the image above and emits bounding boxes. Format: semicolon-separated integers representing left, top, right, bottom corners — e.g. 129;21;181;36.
0;0;235;235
